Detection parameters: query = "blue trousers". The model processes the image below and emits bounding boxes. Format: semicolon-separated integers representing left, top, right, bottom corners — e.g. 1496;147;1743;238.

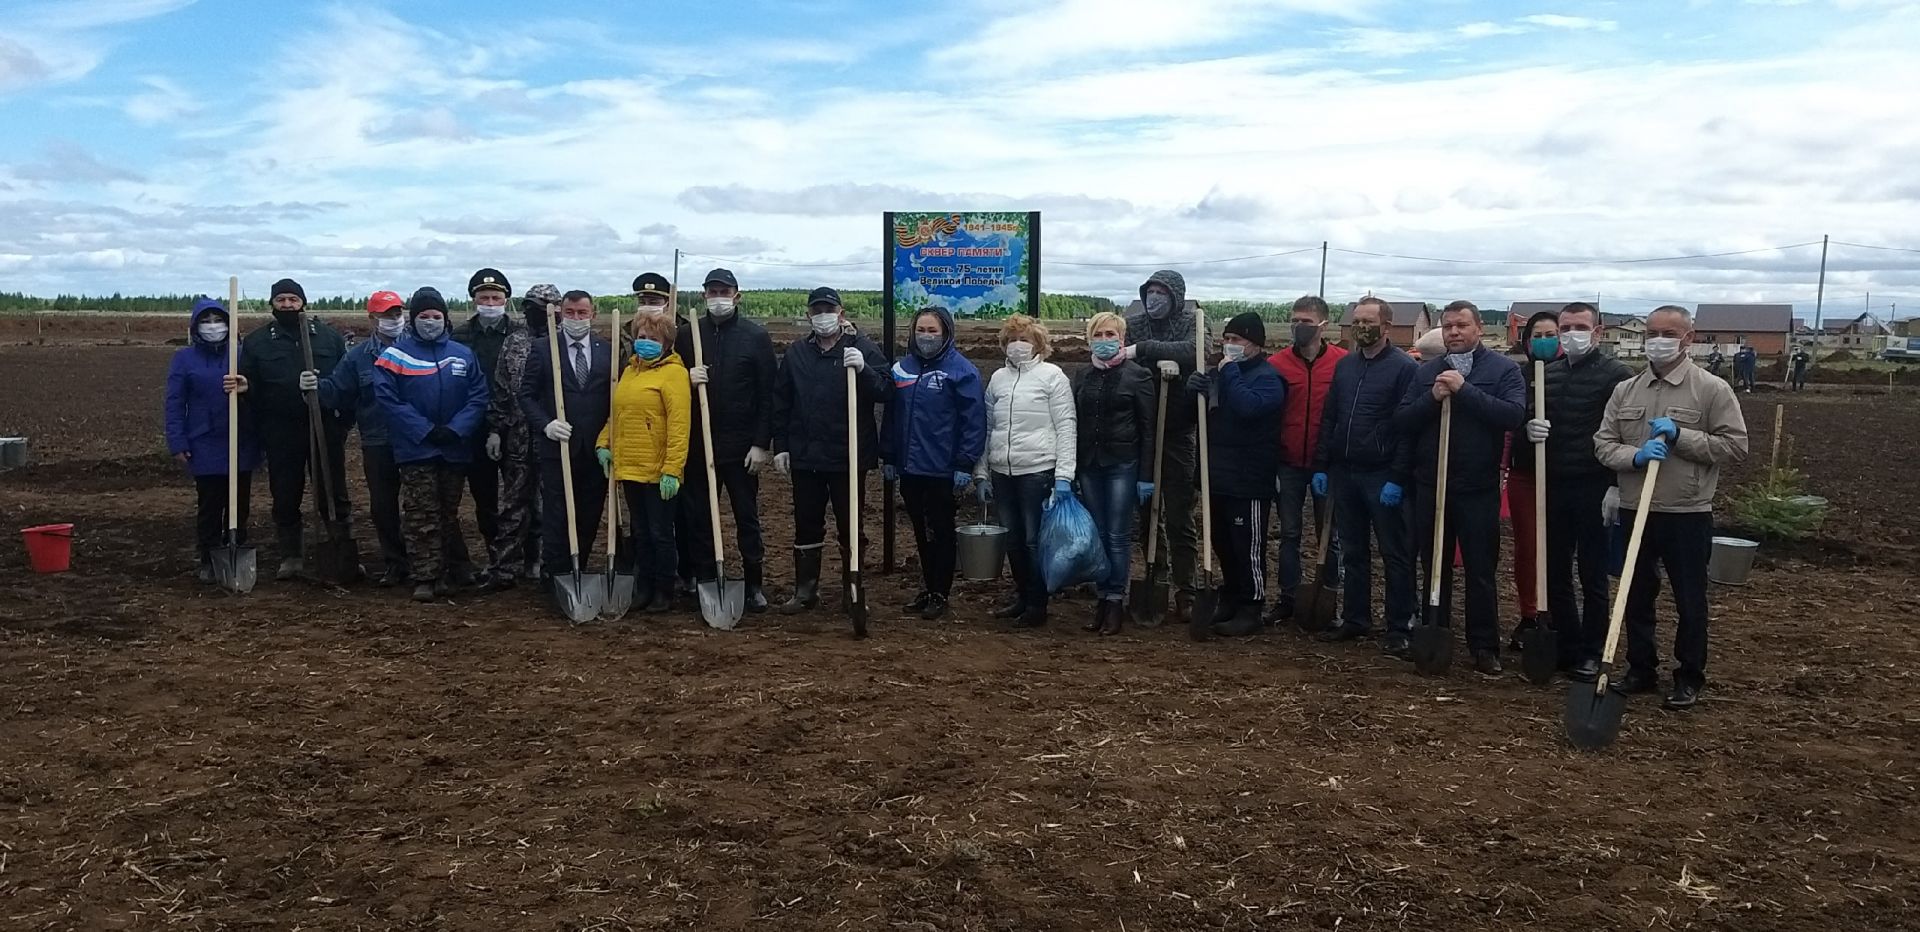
992;470;1054;608
1334;469;1417;633
1078;461;1139;599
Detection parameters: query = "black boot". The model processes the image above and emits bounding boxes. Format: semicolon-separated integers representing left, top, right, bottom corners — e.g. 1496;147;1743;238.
991;597;1027;619
644;579;673;614
745;561;769;614
1082;602;1105;632
1214;604;1266;637
920;592;950;621
779;549;821;615
1010;603;1048;629
1097;599;1124;636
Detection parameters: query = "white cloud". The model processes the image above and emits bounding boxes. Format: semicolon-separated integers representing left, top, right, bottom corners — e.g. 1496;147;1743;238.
932;0;1376;70
123;75;197;124
1519;14;1620;31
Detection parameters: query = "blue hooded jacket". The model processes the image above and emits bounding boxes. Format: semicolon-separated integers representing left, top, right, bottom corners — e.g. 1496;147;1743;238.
164;298;260;477
320;330;398;448
884;306;986;479
372;313;491;466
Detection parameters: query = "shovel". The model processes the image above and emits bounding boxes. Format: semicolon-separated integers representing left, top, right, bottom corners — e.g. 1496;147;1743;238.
599;301;635;620
845;365;870;639
1188;313;1218;642
298;311;359;584
210;275;256;594
544;303;606;623
1566;459;1660;750
1520;359;1559;685
1295;498;1338;634
1127;379;1170;626
689;276;745;630
1411;398;1454;675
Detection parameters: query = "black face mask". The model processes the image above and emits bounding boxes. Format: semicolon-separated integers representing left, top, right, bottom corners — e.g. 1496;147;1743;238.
272;308;303;330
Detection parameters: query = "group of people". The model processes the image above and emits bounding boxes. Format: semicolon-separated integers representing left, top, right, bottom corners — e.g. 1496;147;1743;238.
165;270;1749;708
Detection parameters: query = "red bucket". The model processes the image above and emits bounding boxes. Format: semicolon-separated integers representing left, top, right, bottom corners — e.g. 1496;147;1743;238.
22;523;73;573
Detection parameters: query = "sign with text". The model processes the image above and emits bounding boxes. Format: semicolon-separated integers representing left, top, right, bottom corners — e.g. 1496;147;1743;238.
883;211;1040;319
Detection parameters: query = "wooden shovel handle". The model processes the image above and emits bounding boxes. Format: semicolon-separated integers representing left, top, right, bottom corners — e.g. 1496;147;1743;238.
1534;359;1549;606
1427;398;1452;606
545;303;583;562
1142;378;1169;565
847;365;861;574
226;276;241;535
1599;459;1661;678
1195;311;1213;577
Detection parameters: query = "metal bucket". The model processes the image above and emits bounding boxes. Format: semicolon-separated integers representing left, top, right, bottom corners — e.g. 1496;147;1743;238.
1708;536;1760;586
0;438;26;469
956;524;1009;581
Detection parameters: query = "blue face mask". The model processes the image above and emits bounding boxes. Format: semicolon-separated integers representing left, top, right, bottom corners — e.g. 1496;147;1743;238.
632;338;663;361
1090;338;1122;360
1530;336;1560;361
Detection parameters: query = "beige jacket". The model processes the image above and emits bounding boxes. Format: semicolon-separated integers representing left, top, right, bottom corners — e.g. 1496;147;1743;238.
1594;357;1748;513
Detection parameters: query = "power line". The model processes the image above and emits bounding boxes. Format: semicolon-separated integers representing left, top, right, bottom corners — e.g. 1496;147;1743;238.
1051;246;1321;268
1330;241;1822;266
676;252;870;269
1832;240;1920;255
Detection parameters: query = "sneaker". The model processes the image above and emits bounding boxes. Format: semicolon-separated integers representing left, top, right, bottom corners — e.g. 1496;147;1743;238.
1315;623;1367;643
1612;669;1660;695
275;557;304;581
920;593;950;621
1213;607;1266;638
411;583;437;603
1664;681;1701;710
1382;632;1413;659
1471;650;1504;677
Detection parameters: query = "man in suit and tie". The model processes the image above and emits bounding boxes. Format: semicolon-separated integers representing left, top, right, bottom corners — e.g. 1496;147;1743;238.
519;289;616;590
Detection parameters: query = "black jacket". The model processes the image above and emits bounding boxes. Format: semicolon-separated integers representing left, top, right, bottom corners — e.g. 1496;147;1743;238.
1541;350;1632;481
674;313;777;463
1313;342;1417;483
1199;351;1287;499
771;333;893;472
456;314;526;383
1123;270;1205;437
1072;360;1158;471
239;315;348;425
517;333;616;462
1394;345;1526;493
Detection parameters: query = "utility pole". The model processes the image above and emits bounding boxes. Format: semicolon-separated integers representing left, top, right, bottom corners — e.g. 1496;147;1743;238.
1813;234;1828;333
1318;241;1328;298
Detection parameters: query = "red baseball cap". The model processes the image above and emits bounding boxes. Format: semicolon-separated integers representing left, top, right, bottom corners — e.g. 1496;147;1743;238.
367;290;404;314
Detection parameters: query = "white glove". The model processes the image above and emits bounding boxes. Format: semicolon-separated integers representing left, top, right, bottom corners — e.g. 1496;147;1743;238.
485;432;502;461
842;347;866;372
1525;418;1550;443
773;451;791;477
689;364;709;386
745;445;771;476
1156;360;1180;380
298;370;319;392
544;419;572;442
1601;487;1620;525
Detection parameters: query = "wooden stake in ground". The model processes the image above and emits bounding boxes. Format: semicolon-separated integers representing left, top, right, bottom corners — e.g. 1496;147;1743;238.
1769;404;1785;479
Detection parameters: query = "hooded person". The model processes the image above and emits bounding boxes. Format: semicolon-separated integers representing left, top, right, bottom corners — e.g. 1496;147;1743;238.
317;290;420;584
239;276;352;580
373;286;492;602
882;304;986;621
165;297;262;581
454;268;524;583
479;281;558;588
1504;308;1561;649
1117;270;1207;623
1186;312;1287;636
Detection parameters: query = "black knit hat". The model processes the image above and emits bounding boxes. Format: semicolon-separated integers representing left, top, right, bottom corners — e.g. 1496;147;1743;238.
408;286;449;318
271;278;306;304
1223;312;1265;347
468;268;511;297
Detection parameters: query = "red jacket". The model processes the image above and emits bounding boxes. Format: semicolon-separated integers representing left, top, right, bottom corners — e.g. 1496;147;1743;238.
1269;342;1349;470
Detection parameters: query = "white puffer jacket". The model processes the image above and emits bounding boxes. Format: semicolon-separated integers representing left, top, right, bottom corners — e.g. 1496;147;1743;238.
978;359;1077;480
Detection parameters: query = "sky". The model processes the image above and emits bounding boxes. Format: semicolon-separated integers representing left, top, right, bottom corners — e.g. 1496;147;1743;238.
3;0;1919;319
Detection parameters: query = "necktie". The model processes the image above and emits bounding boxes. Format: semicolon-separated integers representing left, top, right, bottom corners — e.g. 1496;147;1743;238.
572;341;589;385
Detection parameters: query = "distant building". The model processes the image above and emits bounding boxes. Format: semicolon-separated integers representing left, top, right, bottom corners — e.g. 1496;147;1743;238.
1601;313;1647;359
1336;300;1431;351
1695;303;1794;356
1812;312;1889;352
1477;308;1510;349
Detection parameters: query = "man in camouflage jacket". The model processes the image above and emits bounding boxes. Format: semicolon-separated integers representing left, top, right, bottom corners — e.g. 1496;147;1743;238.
482;283;558;587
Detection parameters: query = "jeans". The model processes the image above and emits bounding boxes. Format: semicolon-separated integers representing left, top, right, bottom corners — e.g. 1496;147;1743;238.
1210;495;1271;611
1139;434;1198;592
1414;484;1504;654
362;444;408;574
1275;464;1337;603
1079;461;1139;599
1623;510;1714;688
1546;474;1614;664
1333;470;1416;633
538;452;606;574
900;474;959;597
621;481;679;587
684;460;766;577
192;472;252;559
992;470;1054;609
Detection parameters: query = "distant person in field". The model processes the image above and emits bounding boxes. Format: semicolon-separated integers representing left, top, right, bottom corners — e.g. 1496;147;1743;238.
1790;344;1812;391
240;277;351;581
165;296;260;583
1503;310;1560;654
1070;310;1156;635
975;313;1078;629
1116;270;1206;625
597;308;692;614
318;290;428;586
769;287;893;617
1704;347;1726;378
1395;300;1527;676
480;283;558;589
1311;296;1418;653
1270;295;1346;626
675;269;778;614
518;289;617;595
373;287;492;602
883;305;986;622
1595;305;1749;710
1733;343;1758;392
1189;312;1287;637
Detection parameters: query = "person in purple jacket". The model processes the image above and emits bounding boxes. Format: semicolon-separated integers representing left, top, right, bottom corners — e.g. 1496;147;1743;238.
164;296;260;582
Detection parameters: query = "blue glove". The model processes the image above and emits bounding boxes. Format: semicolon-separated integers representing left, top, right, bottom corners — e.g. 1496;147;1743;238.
1649;416;1678;441
952;471;972;493
1186;371;1213;396
1136;481;1155;506
1044;477;1072;511
1311;472;1328;497
882;464;898;483
1380;481;1404;508
1633;437;1669;469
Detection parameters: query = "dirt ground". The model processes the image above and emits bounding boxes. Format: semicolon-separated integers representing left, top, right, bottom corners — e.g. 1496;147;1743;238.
2;344;1917;931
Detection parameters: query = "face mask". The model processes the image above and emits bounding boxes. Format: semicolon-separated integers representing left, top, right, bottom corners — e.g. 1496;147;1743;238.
1144;293;1172;320
1561;330;1594;358
475;304;506;322
1445;352;1476;377
197;321;228;343
914;333;944;358
561;318;594;340
1090;338;1121;361
809;312;841;337
1530;336;1561;361
1005;340;1034;364
1645;337;1682;364
1352;324;1382;348
415;317;446;340
272;309;302;330
632;338;663;361
705;297;736;320
1291;322;1320;346
1221;342;1246;363
375;317;404;339
636;302;670;318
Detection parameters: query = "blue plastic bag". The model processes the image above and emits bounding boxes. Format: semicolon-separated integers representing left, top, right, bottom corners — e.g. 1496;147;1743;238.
1039;488;1108;593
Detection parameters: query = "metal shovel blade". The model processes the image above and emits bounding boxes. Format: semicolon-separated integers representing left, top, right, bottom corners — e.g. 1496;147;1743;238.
1297;578;1338;634
1564;675;1628;750
212;541;257;594
697;565;745;630
601;570;636;621
1127;570;1166;627
845;570;869;639
1188;586;1217;642
312;524;361;585
1520;611;1559;686
1410;623;1453;675
553;570;606;625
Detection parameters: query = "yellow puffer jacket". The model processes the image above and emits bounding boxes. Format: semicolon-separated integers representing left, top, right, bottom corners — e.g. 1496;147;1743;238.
596;351;691;484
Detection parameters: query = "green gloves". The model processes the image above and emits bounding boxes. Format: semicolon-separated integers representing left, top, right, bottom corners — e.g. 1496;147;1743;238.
660;475;681;500
596;447;612;475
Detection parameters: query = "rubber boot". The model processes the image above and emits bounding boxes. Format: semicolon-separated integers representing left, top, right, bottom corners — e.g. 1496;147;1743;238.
779;549;821;615
275;526;304;581
1083;602;1105;632
1098;599;1125;636
644;578;673;614
745;561;769;614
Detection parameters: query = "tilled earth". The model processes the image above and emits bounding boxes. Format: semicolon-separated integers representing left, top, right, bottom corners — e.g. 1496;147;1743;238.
1;344;1917;931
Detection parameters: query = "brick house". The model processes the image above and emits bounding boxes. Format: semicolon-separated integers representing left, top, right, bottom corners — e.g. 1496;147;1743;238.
1813;312;1889;352
1694;303;1794;357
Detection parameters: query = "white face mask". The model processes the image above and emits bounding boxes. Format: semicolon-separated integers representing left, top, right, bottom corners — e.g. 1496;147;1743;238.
1645;336;1682;364
1561;330;1595;357
475;304;506;322
706;297;736;319
809;312;841;337
561;317;594;339
1221;342;1246;363
636;302;670;318
1004;340;1034;364
197;321;229;343
375;317;404;338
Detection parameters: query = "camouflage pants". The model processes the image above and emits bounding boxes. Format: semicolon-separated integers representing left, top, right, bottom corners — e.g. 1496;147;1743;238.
488;452;540;576
401;462;467;584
